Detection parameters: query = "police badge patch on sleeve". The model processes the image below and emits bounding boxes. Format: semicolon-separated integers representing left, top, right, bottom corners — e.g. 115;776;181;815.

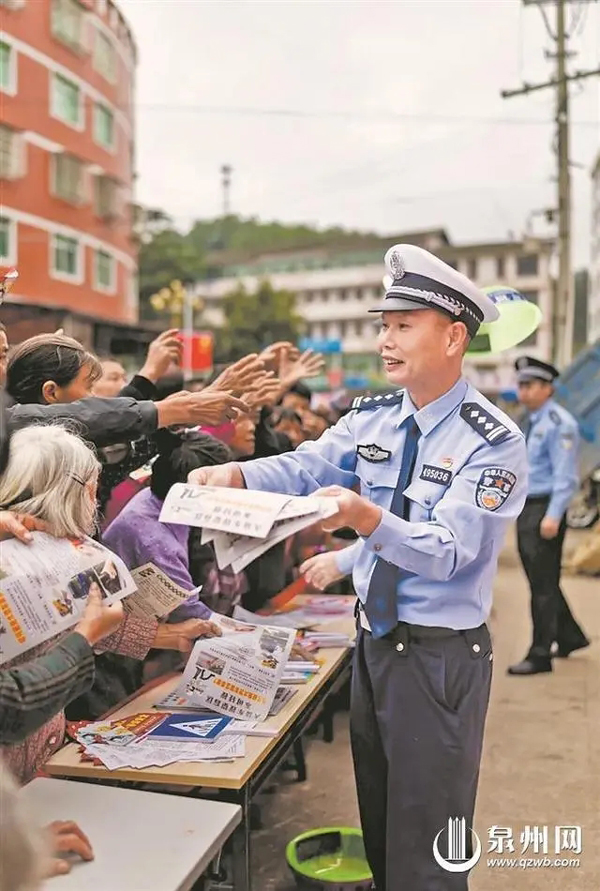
475;467;517;511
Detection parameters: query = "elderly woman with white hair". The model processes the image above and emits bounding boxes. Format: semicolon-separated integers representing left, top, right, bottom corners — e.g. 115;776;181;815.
0;424;219;785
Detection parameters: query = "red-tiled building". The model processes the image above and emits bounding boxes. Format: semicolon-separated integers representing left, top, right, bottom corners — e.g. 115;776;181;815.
1;0;139;333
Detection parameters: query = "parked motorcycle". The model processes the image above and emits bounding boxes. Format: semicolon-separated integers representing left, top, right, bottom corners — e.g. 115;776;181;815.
567;466;600;529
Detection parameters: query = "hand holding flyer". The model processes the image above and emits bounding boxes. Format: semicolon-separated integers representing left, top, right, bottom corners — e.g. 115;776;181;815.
173;612;297;721
0;534;136;665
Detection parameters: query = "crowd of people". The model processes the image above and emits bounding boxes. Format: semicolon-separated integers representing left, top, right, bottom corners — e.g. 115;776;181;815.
0;314;348;885
0;242;589;891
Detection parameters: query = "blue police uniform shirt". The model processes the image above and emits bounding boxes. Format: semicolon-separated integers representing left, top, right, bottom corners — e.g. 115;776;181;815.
525;397;579;520
241;377;528;630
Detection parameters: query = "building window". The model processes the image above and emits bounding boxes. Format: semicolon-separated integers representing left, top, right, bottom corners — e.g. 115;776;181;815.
467;258;477;280
95;249;115;292
52;233;80;280
51;73;82;128
304;291;313;303
339;320;347;337
0;40;16;95
356;288;365;300
496;256;505;278
53;154;85;204
127;270;139;313
339;289;348;301
94;175;119;218
93;103;115;149
517;254;539;277
321;291;330;303
0;124;24;180
51;0;84;52
0;216;15;263
93;29;117;83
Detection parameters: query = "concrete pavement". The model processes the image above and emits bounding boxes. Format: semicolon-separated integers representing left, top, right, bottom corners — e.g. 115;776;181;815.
250;529;599;890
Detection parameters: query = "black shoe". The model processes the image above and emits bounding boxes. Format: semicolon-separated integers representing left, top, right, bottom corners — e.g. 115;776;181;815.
555;638;590;659
507;657;552;676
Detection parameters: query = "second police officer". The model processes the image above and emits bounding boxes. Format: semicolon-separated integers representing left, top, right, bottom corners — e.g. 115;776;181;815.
508;356;589;676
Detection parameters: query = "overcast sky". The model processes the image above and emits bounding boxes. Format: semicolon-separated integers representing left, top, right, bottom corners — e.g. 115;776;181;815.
120;0;599;265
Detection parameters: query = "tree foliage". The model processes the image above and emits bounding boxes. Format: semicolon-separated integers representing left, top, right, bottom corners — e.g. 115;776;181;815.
138;230;206;320
216;280;304;362
136;210;380;323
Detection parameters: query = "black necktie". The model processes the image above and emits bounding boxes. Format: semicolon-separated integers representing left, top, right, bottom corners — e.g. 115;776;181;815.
364;415;421;638
521;414;532;442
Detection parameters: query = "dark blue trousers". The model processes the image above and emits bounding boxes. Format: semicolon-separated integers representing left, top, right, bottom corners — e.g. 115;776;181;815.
350;622;492;891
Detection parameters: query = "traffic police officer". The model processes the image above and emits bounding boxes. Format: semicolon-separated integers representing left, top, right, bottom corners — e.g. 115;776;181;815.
190;245;528;891
508;356;589;676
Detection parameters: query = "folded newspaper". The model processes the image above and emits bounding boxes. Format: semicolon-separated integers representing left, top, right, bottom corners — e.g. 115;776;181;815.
0;532;201;665
159;484;338;572
171;611;297;721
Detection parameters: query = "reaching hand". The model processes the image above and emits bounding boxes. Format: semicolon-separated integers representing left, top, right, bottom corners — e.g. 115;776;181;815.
44;820;94;877
0;512;49;544
207;354;267;395
259;341;300;372
153;619;222;653
156;390;250;428
300;551;346;591
244;375;282;410
279;349;325;387
140;329;183;382
75;587;124;646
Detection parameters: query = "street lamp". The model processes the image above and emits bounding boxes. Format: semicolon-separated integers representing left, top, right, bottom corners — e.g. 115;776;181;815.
149;280;205;377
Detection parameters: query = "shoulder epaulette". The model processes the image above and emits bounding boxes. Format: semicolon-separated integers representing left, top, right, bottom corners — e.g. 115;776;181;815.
549;409;562;426
352;391;404;411
460;402;512;445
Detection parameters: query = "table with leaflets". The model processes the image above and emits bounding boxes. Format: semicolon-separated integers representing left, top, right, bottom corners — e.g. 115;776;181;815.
44;594;356;891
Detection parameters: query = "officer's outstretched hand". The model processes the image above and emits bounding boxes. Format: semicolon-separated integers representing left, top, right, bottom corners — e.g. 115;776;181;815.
314;486;382;537
188;463;245;488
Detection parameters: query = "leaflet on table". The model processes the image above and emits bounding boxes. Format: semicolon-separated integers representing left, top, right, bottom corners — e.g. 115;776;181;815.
73;712;167;747
0;533;136;665
173;613;296;721
83;733;246;770
144;714;233;743
155;683;298;717
126;564;198;620
232;604;315;630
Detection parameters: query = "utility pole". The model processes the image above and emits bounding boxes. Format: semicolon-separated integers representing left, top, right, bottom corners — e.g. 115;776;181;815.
501;0;599;368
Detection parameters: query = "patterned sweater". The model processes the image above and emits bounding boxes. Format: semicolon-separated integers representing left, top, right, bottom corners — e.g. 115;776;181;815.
1;615;156;784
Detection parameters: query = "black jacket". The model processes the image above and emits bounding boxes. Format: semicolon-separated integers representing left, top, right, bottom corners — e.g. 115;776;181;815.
6;396;158;447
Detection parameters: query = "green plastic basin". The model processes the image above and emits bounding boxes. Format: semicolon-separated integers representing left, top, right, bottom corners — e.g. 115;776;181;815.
286;827;372;891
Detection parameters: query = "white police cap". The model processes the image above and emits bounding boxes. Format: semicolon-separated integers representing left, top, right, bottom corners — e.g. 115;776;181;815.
371;244;499;336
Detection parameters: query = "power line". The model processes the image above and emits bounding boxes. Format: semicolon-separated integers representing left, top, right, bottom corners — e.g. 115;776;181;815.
503;0;600;368
130;103;598;128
